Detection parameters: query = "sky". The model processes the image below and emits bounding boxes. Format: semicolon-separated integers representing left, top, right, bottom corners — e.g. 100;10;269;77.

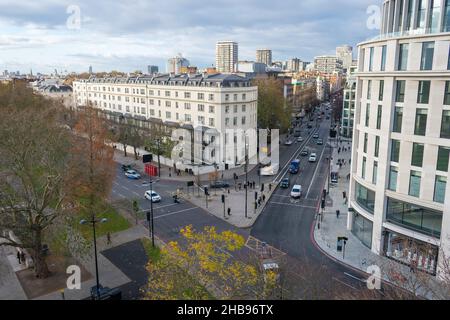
0;0;381;74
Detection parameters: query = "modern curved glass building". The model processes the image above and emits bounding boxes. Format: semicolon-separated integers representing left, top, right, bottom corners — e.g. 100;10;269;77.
348;0;450;277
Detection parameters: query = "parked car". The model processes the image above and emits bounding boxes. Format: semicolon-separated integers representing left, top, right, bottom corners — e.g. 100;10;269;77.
210;181;230;189
125;170;141;179
317;139;323;145
280;177;290;189
309;153;317;163
290;185;302;199
144;190;161;203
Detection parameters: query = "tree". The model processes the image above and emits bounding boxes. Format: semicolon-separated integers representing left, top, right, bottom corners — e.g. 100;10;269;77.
132;200;140;225
0;82;72;278
254;78;291;133
142;226;264;300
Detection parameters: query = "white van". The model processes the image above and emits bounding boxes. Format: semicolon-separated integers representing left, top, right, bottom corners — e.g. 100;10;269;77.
260;163;280;176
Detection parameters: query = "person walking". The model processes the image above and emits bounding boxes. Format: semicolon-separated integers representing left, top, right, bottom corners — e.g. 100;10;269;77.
227;207;231;216
17;251;21;264
106;232;112;245
20;252;25;265
262;194;266;202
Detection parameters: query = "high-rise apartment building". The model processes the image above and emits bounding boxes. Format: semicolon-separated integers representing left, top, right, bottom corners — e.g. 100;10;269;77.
348;0;450;278
314;55;343;74
336;45;353;73
256;49;272;66
216;41;238;73
341;65;357;137
167;54;190;74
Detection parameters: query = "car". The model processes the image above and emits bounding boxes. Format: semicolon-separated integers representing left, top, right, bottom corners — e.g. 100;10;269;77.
309;153;317;162
312;133;319;139
317;139;323;145
307;124;313;129
290;185;302;199
125;170;141;179
210;181;230;189
280;177;290;189
300;149;309;156
297;137;304;142
145;190;161;203
284;140;293;146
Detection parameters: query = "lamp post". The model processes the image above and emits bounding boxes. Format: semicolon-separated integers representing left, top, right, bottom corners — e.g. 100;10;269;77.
156;139;161;178
244;135;249;219
80;216;108;299
147;175;160;248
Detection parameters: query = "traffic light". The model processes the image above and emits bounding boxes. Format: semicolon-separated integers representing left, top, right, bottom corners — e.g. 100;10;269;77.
221;194;225;203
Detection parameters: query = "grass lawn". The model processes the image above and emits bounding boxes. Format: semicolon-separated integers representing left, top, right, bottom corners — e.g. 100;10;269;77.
140;238;215;300
77;199;131;240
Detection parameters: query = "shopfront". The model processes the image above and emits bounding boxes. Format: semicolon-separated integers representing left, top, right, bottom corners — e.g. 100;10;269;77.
383;230;438;275
351;211;373;249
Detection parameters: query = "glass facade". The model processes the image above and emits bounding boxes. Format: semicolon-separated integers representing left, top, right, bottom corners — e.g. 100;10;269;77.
379;80;384;101
445;0;450;32
386;197;443;237
384;231;438;275
406;0;415;30
375;135;380;157
429;0;441;32
376;105;382;129
445;81;450;105
416;0;427;29
352;213;373;249
373;161;378;185
369;47;374;71
381;46;387;71
355;182;375;214
391;139;400;162
365;104;370;126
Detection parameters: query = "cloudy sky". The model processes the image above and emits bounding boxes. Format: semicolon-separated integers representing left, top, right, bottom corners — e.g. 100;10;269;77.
0;0;381;74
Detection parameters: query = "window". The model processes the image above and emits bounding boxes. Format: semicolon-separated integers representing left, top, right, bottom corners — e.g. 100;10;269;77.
184;103;191;110
389;166;398;191
362;157;367;179
185;114;191;122
376;105;382;129
391;139;400;162
209;106;215;113
444;0;450;32
429;0;441;32
365;104;370;126
437;147;450;171
367;80;372;99
369;47;374;71
381;45;387;71
209;118;215;127
352;213;373;249
412;143;424;167
417;81;431;104
417;0;427;29
364;133;368;153
372;161;378;185
184;92;191;99
225;106;230;113
398;44;409;71
197;93;204;100
409;170;421;197
241;116;246;125
395;80;406;102
233;117;237;126
444;81;450;105
379;80;384;101
414;109;428;136
393;107;403;133
198;116;205;125
406;0;415;30
434;176;447;203
355;182;375;214
386;197;442;237
374;136;380;157
198;104;205;112
166;111;171;119
420;42;434;70
439;111;450;139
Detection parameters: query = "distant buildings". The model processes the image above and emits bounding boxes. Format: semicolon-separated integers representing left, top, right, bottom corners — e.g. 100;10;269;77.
216;41;238;73
336;45;353;73
316;76;330;101
314;55;343;74
167;54;190;74
340;65;357;137
237;61;267;74
147;65;159;74
89;66;93;74
256;49;272;66
285;58;309;72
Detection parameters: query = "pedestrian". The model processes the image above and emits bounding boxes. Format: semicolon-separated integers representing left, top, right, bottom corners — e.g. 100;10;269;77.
238;183;242;191
343;191;346;200
221;173;224;180
106;232;112;245
347;173;351;180
262;194;266;202
20;252;25;265
17;251;21;264
253;181;256;189
258;197;262;207
227;207;231;216
169;168;172;177
336;210;340;219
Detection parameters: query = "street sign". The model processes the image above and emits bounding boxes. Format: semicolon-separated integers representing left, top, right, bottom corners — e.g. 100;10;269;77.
142;154;153;164
187;181;194;187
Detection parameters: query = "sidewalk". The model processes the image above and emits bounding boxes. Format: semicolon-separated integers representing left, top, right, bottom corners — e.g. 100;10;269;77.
0;246;27;300
313;142;437;299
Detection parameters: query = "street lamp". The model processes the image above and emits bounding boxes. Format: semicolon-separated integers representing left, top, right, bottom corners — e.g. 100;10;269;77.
80;217;108;299
156;139;161;178
244;135;249;219
147;176;160;248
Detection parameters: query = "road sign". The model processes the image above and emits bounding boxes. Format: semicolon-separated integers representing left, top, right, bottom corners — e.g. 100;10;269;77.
142;154;153;164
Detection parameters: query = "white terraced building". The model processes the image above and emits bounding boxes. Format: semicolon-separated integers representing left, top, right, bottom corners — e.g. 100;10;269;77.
348;0;450;277
73;73;258;166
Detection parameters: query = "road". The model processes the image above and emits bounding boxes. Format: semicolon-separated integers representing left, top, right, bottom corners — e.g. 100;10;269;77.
108;105;396;299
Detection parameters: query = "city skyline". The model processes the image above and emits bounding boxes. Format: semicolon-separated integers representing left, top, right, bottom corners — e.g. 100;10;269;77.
0;0;377;74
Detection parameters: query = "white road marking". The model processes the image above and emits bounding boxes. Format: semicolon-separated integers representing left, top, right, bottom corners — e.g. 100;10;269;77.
344;272;367;283
154;207;197;220
306;143;327;198
269;201;317;209
332;277;358;291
